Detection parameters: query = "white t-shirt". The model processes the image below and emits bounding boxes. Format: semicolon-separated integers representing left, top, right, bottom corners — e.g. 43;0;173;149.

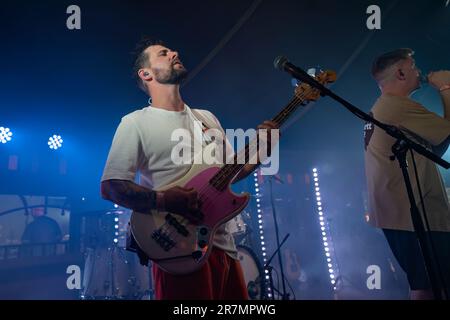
101;104;238;258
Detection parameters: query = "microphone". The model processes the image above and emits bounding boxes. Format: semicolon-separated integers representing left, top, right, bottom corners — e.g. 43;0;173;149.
273;55;289;70
274;56;337;98
274;56;317;86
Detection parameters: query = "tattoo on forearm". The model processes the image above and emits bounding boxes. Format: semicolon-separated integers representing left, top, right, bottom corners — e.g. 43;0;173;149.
101;179;155;213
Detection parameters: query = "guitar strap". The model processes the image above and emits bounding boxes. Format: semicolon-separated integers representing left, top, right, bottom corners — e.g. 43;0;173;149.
190;108;229;164
190;108;227;139
190;109;213;145
190;108;214;132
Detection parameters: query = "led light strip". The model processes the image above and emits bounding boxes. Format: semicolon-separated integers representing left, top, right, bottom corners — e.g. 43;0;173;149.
312;168;338;290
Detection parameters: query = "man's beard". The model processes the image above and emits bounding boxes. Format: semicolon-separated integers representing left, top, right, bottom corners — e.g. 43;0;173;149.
153;66;188;85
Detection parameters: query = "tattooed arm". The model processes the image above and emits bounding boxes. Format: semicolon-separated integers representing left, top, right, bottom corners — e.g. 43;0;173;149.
101;179;157;214
101;179;204;223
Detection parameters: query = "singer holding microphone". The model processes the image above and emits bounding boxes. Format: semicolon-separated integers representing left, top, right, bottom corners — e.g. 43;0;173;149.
364;48;450;300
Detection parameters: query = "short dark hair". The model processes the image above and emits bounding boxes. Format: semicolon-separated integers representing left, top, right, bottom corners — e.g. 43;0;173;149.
371;48;414;80
132;37;165;92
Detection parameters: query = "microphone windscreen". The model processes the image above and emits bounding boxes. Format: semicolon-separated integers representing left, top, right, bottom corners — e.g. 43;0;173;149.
274;56;288;70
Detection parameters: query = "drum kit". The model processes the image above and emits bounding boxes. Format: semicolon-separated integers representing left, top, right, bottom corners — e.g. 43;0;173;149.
228;211;266;300
236;244;266;300
80;209;265;300
80;209;152;300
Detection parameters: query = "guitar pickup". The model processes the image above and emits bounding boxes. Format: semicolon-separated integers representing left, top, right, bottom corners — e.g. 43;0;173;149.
165;214;190;237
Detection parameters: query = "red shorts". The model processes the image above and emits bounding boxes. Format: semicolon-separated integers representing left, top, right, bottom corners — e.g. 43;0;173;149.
152;247;249;300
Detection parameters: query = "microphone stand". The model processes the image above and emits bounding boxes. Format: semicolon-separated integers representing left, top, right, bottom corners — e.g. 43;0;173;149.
263;175;290;300
280;63;449;300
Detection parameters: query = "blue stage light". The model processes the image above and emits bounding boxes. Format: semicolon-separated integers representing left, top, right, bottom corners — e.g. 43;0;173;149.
48;135;63;150
0;127;13;144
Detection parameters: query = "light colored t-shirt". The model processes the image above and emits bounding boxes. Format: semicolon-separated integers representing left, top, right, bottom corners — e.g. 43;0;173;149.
364;93;450;231
101;104;239;258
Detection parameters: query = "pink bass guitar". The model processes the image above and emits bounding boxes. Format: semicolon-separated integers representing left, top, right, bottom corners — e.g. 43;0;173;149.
130;70;336;274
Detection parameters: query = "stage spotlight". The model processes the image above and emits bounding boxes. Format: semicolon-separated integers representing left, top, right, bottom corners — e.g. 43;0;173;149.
48;134;63;150
0;127;13;144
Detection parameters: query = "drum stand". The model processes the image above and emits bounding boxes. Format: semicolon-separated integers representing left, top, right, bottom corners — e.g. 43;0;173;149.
263;233;290;300
110;244;154;300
